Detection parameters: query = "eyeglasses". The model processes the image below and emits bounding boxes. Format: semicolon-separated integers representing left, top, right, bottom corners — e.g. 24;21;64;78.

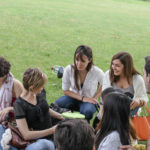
100;102;104;105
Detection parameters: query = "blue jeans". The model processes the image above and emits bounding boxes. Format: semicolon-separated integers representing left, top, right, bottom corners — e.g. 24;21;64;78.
26;139;55;150
0;125;55;150
0;125;17;150
56;96;96;121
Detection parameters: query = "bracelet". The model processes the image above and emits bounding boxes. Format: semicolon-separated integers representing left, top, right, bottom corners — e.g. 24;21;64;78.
81;96;84;102
139;99;144;107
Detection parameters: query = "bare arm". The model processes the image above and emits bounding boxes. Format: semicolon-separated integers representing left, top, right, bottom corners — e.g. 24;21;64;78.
93;85;102;100
49;109;64;120
16;119;56;140
13;79;23;98
120;145;136;150
63;90;98;104
63;90;82;101
0;79;23;122
0;107;13;122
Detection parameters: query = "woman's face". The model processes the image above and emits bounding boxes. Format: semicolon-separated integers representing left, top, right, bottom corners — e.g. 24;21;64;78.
112;59;124;76
75;54;91;71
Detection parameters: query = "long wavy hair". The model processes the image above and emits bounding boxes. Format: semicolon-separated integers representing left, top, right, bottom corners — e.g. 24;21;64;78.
110;52;139;84
72;45;93;90
95;92;130;150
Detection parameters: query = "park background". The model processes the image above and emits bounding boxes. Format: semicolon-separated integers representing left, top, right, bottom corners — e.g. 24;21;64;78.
0;0;150;105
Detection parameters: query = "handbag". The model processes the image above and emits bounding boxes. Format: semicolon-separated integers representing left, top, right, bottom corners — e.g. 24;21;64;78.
2;121;35;149
132;103;150;141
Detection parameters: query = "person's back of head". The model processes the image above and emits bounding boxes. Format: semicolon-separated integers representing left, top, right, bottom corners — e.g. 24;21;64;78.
95;92;131;150
0;57;11;77
101;87;116;101
145;59;150;76
54;119;95;150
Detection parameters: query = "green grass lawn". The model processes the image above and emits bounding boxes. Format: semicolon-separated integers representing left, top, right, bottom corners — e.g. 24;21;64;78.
0;0;150;104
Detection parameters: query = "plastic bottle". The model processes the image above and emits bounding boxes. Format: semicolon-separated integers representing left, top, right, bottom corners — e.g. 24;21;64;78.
51;66;64;78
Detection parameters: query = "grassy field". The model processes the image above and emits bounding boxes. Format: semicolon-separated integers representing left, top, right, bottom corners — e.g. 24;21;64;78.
0;0;150;104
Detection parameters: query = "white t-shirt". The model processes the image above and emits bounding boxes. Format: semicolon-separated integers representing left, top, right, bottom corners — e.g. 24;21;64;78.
98;131;122;150
62;65;104;98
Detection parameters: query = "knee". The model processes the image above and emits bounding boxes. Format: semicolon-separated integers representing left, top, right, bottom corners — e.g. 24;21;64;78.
81;110;95;120
55;96;67;107
56;96;74;109
80;104;96;120
37;139;55;150
0;125;5;136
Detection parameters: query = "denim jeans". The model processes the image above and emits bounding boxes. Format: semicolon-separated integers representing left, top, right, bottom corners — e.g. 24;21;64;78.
56;96;96;121
0;125;18;150
0;125;55;150
26;139;55;150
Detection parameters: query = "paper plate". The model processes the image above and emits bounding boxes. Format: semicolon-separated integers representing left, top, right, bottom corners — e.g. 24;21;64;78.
62;111;85;119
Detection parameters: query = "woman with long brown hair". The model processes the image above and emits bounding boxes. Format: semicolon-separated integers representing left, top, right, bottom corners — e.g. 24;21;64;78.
95;92;131;150
102;52;148;114
56;45;104;121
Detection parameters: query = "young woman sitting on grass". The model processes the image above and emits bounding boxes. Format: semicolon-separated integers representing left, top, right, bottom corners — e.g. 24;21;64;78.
0;57;23;150
95;92;131;150
56;45;104;122
13;68;64;150
102;52;148;115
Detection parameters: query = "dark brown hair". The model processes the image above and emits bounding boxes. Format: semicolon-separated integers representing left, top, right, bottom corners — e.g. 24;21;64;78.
145;60;150;76
0;57;11;77
72;45;93;90
22;68;47;91
54;119;95;150
110;52;139;84
95;92;130;150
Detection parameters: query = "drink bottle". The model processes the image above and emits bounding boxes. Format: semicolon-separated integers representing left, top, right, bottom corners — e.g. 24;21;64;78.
51;66;64;78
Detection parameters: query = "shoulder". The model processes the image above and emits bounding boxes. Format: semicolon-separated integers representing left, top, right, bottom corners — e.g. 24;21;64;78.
101;131;121;145
98;131;121;150
13;79;23;90
106;131;120;140
105;70;110;75
133;74;144;83
14;97;23;107
63;65;74;78
103;70;110;79
91;66;104;75
65;65;72;71
13;79;23;97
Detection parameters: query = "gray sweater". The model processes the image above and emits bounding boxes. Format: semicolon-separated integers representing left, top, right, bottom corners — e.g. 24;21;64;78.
98;131;122;150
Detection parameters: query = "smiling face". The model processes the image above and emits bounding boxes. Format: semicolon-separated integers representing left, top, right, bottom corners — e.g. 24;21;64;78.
111;59;124;76
75;54;91;71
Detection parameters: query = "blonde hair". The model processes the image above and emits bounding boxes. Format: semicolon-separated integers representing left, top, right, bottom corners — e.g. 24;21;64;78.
22;68;47;91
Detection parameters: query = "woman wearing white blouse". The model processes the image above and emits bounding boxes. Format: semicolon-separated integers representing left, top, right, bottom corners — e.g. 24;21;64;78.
56;45;104;121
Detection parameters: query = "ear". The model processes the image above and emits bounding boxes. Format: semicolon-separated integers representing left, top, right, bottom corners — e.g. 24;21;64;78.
92;146;95;150
88;58;92;63
29;85;34;92
148;74;150;83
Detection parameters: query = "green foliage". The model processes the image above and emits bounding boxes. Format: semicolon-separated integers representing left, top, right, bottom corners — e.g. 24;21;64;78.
0;0;150;103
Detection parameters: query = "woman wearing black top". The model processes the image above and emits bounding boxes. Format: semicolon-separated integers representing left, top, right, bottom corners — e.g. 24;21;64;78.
14;68;64;150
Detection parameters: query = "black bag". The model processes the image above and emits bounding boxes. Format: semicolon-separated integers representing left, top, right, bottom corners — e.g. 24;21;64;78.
49;103;70;113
